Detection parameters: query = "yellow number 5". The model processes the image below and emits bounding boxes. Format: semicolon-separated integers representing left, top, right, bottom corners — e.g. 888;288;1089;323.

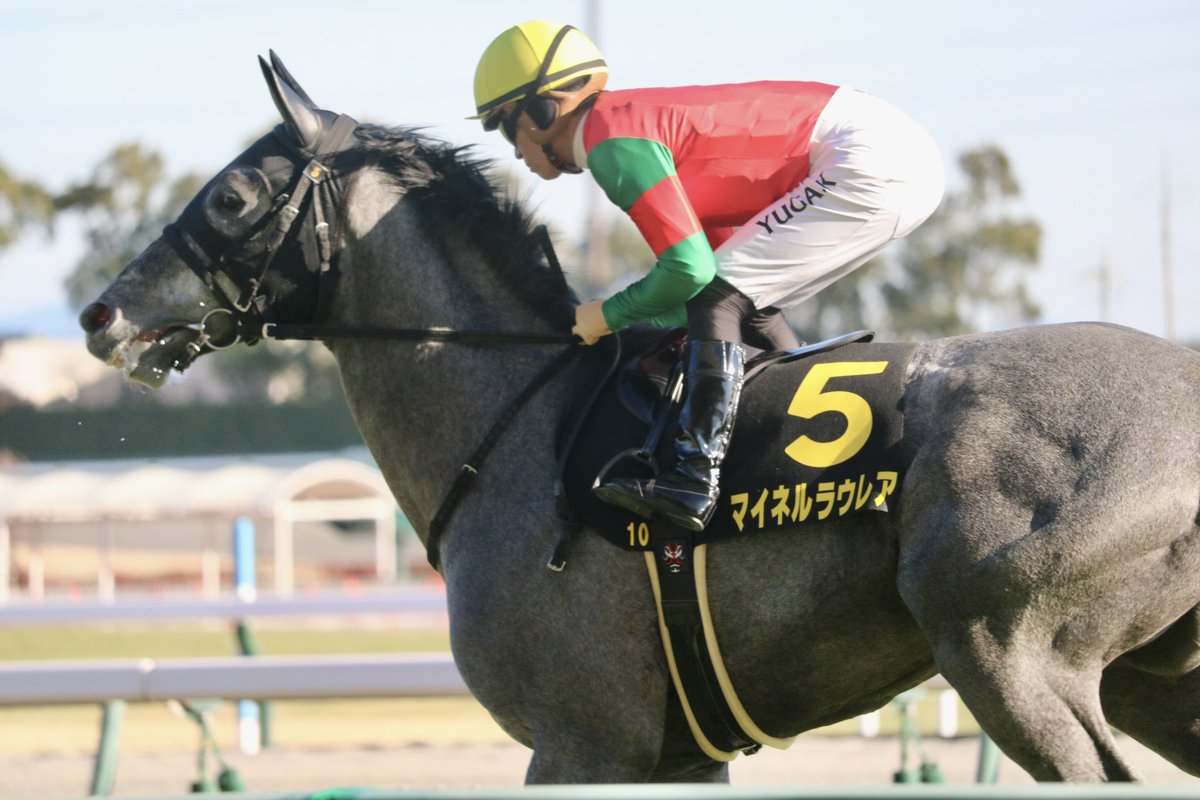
784;361;889;468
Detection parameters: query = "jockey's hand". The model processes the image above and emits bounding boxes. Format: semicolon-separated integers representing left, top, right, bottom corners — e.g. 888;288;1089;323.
572;299;611;346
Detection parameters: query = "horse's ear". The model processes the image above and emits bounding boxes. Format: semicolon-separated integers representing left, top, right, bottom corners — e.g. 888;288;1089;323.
269;49;316;107
259;53;322;152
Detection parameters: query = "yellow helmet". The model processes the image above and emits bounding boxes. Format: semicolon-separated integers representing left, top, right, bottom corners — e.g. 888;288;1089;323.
472;20;608;122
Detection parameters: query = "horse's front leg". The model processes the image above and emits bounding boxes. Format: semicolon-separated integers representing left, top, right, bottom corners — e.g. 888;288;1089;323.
521;695;664;783
445;531;682;783
520;651;731;783
525;699;731;783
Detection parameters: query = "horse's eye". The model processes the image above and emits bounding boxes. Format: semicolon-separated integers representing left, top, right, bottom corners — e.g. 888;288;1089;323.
219;192;245;212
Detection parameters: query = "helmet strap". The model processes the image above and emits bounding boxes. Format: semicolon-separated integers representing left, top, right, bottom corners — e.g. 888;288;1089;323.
543;143;581;175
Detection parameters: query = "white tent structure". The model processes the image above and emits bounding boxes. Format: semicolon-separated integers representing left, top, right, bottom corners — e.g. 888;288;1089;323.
0;453;402;603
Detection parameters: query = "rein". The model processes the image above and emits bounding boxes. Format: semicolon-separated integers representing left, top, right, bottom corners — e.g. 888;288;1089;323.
162;114;585;573
254;322;576;346
424;344;581;571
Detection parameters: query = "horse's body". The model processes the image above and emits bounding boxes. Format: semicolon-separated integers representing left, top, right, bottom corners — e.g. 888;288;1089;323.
81;56;1200;783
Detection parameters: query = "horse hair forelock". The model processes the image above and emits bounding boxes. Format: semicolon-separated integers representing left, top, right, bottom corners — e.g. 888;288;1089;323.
348;124;578;331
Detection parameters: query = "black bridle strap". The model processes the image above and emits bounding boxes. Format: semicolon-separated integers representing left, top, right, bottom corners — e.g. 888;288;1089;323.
163;223;245;312
425;344;581;571
165;114;359;331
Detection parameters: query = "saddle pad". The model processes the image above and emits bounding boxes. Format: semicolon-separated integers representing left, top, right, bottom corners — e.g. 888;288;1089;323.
563;341;918;550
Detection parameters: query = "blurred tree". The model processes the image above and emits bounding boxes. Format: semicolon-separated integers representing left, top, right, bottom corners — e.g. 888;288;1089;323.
60;142;205;308
785;261;882;343
789;144;1042;342
0;159;55;252
879;145;1041;339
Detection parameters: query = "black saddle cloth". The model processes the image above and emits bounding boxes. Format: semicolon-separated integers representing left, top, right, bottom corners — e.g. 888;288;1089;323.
559;330;918;551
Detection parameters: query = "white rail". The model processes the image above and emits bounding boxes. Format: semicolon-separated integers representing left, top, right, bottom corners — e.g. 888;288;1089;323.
0;652;467;705
0;590;964;738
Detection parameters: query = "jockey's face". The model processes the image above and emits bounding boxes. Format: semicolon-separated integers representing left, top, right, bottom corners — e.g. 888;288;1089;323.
485;98;573;181
512;120;564;181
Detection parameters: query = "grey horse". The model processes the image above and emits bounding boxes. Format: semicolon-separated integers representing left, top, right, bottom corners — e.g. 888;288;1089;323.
79;54;1200;783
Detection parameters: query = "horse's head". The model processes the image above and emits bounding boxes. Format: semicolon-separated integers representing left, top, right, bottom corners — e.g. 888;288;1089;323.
79;52;359;387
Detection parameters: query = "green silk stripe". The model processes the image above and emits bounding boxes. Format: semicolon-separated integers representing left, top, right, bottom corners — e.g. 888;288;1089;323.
587;137;677;211
601;232;716;332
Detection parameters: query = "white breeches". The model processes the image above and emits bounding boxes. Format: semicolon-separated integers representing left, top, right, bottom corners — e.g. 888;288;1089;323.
715;87;945;311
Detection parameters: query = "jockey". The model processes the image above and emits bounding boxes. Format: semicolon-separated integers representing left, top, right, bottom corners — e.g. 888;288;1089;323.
473;19;945;532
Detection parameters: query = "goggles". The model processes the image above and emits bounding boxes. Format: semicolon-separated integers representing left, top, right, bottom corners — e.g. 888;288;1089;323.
483;94;558;145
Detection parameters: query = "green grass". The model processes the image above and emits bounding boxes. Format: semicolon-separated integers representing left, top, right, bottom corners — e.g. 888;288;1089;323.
0;623;451;661
815;698;982;738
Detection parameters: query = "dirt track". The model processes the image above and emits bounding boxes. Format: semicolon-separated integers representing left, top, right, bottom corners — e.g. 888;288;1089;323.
3;734;1197;798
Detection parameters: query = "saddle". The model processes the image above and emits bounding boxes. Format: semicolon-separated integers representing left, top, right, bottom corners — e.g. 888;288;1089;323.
556;328;912;552
608;329;880;482
551;327;917;761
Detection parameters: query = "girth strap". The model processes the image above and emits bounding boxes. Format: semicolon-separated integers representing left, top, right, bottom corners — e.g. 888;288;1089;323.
646;530;759;759
645;531;796;761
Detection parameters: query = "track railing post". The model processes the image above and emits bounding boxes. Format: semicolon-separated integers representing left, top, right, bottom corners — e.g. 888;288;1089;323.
233;516;265;754
88;699;125;796
976;730;1002;783
891;688;944;784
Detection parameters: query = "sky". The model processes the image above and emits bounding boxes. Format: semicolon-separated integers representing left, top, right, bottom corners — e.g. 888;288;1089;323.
1;0;1198;342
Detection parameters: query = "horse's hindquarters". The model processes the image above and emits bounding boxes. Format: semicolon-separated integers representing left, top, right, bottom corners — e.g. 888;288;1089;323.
894;323;1200;781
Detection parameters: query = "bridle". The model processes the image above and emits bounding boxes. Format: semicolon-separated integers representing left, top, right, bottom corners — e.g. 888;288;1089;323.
163;113;578;365
162;113;586;573
163;112;362;362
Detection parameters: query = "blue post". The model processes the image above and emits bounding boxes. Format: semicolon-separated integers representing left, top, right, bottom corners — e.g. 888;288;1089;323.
233;516;261;755
234;517;257;604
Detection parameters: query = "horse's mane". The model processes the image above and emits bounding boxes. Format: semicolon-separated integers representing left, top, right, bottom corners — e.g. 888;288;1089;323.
349;124;578;330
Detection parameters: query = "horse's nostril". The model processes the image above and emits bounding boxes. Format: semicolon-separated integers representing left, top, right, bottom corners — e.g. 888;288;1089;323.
79;302;114;334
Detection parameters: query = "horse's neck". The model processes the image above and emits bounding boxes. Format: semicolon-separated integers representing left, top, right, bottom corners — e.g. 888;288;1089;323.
328;177;567;535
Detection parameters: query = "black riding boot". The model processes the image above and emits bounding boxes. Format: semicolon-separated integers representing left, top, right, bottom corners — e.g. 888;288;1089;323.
595;339;744;531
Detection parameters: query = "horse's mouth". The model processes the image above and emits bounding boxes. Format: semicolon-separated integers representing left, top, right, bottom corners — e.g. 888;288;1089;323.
110;325;203;389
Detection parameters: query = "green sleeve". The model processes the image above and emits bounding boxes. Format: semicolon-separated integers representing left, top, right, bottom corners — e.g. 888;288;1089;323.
587;136;716;332
640;305;689;330
600;233;714;331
